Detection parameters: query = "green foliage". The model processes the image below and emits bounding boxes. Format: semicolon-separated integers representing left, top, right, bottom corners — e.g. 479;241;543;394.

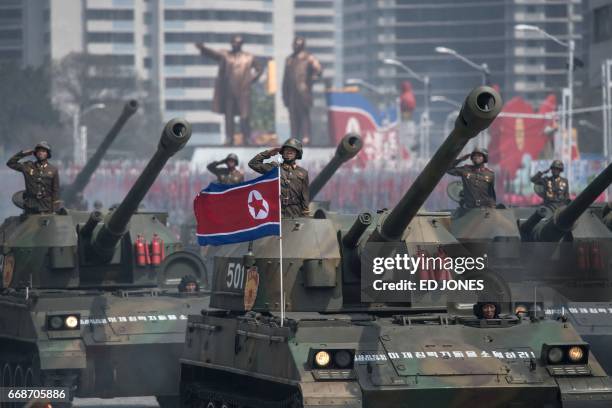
0;63;63;156
250;82;275;133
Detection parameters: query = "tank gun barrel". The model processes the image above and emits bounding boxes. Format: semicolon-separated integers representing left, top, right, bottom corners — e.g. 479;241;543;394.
63;100;139;206
91;118;191;260
371;86;503;242
530;162;612;242
309;133;363;199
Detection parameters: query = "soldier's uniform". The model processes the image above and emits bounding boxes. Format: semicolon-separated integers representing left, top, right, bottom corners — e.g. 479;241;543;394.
447;148;496;208
7;142;60;214
531;160;569;207
207;153;244;184
249;139;309;217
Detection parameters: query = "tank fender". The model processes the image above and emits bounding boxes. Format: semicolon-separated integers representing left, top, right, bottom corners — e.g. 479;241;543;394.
299;381;362;407
38;339;86;370
556;377;612;407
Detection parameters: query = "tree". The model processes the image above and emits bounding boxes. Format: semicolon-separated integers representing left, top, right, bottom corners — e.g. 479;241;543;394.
53;53;163;158
0;63;63;157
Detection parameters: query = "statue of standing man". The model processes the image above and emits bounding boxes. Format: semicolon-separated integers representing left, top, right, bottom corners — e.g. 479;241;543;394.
196;35;263;145
282;37;323;145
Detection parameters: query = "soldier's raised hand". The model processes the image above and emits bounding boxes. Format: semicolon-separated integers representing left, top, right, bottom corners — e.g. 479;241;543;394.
22;149;34;155
267;147;282;155
194;42;205;52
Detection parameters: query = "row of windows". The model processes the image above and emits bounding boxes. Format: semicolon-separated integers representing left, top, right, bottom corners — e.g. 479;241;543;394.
0;29;21;40
164;9;271;23
295;15;334;24
86;9;134;20
166;100;212;110
87;32;134;43
166;77;215;88
164;55;216;66
0;49;21;60
295;1;333;9
0;9;21;20
191;122;221;133
295;30;334;39
165;32;272;45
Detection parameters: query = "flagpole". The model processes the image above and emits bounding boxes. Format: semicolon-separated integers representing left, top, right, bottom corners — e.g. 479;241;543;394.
278;165;285;327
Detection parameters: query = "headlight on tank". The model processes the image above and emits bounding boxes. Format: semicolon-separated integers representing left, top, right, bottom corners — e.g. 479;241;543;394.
314;351;331;368
47;313;81;331
310;349;355;370
541;343;589;366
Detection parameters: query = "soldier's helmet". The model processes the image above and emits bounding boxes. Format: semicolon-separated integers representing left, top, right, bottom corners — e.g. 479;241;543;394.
178;275;199;292
550;160;564;171
470;147;488;163
34;141;52;158
281;138;303;159
226;153;239;165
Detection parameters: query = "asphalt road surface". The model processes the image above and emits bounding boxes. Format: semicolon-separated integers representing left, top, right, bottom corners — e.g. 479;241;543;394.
74;397;159;407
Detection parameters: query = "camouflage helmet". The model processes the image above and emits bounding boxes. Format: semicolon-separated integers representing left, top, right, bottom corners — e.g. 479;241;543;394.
550;160;564;171
470;147;488;163
281;138;303;159
225;153;239;165
34;141;52;158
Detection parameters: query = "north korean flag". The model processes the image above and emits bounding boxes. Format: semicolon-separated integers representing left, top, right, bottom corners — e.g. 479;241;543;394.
194;168;280;246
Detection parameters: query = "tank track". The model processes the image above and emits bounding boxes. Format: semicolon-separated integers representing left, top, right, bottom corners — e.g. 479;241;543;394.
183;381;303;408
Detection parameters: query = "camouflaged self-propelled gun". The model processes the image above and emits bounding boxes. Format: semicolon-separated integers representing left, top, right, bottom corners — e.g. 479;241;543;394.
179;86;612;408
0;119;208;407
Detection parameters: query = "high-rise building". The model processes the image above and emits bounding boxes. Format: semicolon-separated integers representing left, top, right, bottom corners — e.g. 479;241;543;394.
343;0;583;127
9;0;294;146
292;0;343;145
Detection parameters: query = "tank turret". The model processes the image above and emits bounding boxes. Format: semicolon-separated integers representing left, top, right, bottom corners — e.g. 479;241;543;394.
90;118;191;261
62;100;139;207
369;86;502;243
308;133;363;199
524;162;612;242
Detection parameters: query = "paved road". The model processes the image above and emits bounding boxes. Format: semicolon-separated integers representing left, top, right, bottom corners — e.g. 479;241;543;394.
74;397;159;407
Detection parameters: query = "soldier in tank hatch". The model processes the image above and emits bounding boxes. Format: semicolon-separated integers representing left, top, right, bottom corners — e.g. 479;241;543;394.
7;141;60;214
207;153;244;185
447;148;496;208
249;138;309;217
531;160;569;208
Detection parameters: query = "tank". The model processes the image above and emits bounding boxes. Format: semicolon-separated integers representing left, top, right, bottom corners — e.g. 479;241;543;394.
0;118;209;407
179;87;612;408
62;100;140;209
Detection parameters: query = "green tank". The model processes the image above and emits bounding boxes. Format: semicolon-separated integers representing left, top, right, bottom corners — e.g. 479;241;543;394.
179;87;612;407
0;119;209;407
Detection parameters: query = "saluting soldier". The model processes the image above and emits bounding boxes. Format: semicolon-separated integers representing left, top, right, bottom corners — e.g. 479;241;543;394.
249;138;309;217
7;141;60;214
530;160;569;207
447;148;496;208
207;153;244;184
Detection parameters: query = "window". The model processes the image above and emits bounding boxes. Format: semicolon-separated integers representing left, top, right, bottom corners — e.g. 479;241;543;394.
164;32;272;45
164;55;216;66
87;32;134;43
191;122;221;133
295;30;334;39
166;77;215;88
295;1;333;9
143;57;152;68
0;9;21;20
594;4;612;43
164;9;271;23
143;34;152;46
166;100;212;110
295;15;333;24
86;9;134;20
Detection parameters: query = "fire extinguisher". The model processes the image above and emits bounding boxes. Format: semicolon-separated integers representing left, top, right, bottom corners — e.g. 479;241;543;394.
417;248;433;281
135;234;149;266
150;234;165;266
435;247;451;282
591;243;603;272
577;243;588;271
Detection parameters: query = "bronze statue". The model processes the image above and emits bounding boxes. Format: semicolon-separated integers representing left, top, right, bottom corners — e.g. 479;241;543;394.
282;36;323;145
195;35;264;145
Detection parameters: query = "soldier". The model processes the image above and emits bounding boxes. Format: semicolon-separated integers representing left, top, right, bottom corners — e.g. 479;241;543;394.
195;35;264;145
207;153;244;184
447;148;496;208
282;36;323;145
249;138;309;217
473;301;500;319
7;141;60;214
178;275;199;293
530;160;569;207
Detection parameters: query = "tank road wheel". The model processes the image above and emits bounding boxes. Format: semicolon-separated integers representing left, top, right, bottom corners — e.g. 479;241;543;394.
156;396;180;408
13;365;24;387
205;403;217;408
1;363;13;408
24;367;34;387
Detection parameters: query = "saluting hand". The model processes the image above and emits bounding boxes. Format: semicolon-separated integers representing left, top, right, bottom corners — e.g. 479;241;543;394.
267;147;282;155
